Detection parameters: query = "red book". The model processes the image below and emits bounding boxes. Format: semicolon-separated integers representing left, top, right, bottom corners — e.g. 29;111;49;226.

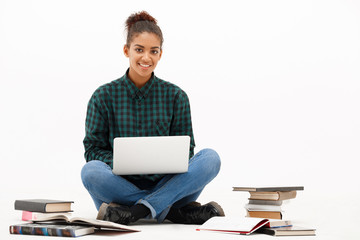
197;217;270;235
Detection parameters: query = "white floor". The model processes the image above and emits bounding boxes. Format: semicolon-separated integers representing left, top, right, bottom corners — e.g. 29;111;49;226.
2;185;359;240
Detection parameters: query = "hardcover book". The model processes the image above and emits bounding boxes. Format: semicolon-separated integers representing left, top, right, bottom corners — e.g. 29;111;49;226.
245;203;282;212
248;199;283;206
233;186;304;192
249;191;297;201
246;210;283;219
196;216;291;235
30;214;140;232
9;223;94;237
14;199;73;213
258;226;316;236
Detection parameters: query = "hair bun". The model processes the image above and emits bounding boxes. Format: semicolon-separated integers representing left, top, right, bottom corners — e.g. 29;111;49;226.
126;11;157;31
124;11;163;47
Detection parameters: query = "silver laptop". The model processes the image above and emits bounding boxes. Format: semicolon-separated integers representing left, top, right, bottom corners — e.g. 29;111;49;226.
112;136;190;175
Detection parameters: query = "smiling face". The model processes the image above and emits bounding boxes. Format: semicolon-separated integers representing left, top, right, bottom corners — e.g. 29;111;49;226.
124;32;162;88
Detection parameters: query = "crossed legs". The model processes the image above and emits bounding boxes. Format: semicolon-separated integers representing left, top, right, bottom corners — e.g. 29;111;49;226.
81;148;222;223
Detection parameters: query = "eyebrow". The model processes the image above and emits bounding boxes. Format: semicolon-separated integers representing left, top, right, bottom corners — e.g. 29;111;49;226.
134;44;160;49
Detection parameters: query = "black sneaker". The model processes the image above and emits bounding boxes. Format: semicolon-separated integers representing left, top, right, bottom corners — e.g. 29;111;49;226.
97;202;135;225
166;201;225;224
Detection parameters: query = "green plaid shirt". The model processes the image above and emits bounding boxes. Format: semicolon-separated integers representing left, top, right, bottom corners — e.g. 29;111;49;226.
83;70;195;182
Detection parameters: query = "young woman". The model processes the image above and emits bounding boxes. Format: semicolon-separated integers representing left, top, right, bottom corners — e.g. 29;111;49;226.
81;11;224;225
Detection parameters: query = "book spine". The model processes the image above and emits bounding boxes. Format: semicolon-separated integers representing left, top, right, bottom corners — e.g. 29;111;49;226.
249;192;280;200
245;204;282;212
246;210;283;219
248;199;283;206
9;225;77;237
14;200;46;212
249;191;297;201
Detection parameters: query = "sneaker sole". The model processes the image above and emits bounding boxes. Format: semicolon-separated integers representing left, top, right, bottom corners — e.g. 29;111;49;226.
96;202;108;220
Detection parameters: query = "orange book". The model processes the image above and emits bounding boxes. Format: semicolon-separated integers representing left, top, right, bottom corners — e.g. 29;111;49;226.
249;191;297;201
246;210;282;219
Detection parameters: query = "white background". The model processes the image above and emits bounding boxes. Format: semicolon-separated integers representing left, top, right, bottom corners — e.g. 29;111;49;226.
1;0;359;239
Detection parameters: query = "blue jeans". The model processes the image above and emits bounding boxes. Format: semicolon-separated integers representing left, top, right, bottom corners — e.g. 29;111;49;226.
81;148;221;222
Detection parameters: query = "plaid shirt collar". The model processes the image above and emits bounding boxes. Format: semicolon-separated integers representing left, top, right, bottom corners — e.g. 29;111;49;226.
123;69;156;100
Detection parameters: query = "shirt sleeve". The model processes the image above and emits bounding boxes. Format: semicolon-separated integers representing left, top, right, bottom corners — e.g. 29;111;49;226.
83;91;113;166
170;90;195;158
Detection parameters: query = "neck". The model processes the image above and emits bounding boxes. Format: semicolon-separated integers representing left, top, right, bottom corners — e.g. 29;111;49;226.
128;69;152;89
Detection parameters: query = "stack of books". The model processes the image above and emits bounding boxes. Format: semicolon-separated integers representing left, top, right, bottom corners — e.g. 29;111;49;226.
14;199;74;222
232;186;304;219
197;186;316;237
10;199;139;237
197;216;316;236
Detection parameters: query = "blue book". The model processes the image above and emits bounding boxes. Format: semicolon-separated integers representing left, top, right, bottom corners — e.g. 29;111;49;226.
9;223;94;237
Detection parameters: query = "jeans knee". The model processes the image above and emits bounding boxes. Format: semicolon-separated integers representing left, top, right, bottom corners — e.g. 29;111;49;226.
198;148;221;175
207;148;221;174
81;160;108;187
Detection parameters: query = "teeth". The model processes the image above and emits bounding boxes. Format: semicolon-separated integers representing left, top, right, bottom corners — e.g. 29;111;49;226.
139;63;150;67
